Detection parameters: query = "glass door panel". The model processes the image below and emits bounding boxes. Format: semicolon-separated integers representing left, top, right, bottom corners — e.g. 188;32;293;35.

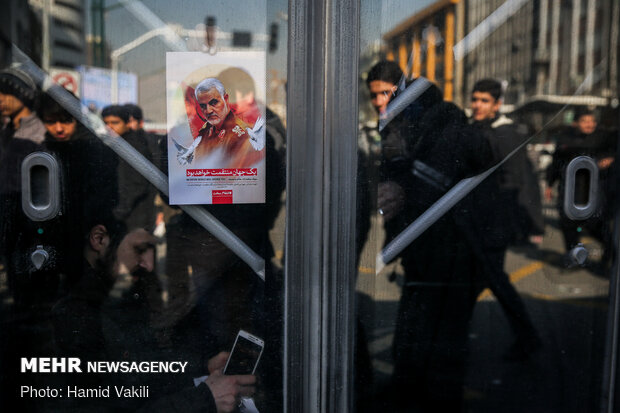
0;1;288;411
356;1;620;412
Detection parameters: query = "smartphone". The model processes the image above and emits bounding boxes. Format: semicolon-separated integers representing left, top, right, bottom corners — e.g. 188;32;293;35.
223;330;264;375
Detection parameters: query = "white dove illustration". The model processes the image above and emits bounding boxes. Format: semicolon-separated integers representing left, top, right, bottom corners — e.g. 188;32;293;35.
247;116;265;151
173;136;202;165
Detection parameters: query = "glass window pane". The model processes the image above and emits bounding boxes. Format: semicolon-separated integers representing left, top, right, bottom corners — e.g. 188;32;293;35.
357;1;619;411
0;1;287;411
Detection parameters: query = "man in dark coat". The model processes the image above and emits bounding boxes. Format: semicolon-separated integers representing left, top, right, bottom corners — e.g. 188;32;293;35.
471;79;544;242
368;61;495;411
0;67;48;409
39;92;119;287
0;68;46;305
124;103;165;169
102;105;157;232
469;79;542;361
51;214;256;413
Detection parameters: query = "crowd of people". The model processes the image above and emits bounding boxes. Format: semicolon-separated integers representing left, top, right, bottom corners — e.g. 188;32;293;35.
0;56;617;412
362;60;618;412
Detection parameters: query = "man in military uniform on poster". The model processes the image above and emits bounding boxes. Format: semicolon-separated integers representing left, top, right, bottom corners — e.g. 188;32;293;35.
177;78;264;169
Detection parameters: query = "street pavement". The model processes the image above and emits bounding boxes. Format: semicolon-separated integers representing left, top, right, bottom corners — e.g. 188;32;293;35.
356;203;613;412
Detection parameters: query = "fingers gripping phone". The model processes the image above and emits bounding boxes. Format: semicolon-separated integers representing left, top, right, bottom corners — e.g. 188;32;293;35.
223;330;264;375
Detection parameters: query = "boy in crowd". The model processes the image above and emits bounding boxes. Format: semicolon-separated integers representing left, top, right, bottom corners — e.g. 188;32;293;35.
102;104;156;231
469;78;542;360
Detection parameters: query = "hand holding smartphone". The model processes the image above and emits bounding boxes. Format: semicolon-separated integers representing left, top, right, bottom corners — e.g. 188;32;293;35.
223;330;264;376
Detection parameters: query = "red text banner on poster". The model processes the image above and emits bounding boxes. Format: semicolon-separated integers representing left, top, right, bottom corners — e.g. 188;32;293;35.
186;168;258;177
212;190;233;204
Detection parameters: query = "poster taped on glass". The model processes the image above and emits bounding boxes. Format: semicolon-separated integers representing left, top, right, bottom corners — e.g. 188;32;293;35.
166;51;266;204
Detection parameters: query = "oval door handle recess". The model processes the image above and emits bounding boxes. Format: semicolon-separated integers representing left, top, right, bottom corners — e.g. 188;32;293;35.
21;152;61;222
563;156;598;220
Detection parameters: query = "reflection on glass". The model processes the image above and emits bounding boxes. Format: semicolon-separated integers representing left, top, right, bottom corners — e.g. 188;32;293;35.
358;0;618;412
0;1;287;412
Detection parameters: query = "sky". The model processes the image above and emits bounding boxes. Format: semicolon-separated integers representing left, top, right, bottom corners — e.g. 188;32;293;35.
97;0;434;75
89;0;434;121
98;0;286;76
362;0;434;53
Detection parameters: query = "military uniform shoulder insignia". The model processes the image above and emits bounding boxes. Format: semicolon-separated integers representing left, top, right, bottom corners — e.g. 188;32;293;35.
232;125;245;137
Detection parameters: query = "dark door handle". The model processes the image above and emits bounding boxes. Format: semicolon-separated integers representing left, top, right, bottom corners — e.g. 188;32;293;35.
563;156;598;220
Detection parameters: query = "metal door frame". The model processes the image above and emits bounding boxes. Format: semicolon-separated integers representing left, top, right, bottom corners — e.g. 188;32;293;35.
602;122;620;413
284;0;360;411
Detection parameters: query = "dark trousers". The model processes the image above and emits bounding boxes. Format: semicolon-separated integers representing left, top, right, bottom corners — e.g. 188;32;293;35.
480;249;539;342
391;282;476;412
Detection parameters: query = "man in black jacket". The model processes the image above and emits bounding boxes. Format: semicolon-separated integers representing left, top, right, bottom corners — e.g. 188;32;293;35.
471;79;544;242
52;214;256;413
40;92;119;280
469;79;542;361
0;68;46;304
102;105;157;232
124;103;164;168
368;61;495;411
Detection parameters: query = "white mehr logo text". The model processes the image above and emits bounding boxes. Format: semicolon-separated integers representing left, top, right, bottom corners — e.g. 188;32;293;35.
21;358;82;373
